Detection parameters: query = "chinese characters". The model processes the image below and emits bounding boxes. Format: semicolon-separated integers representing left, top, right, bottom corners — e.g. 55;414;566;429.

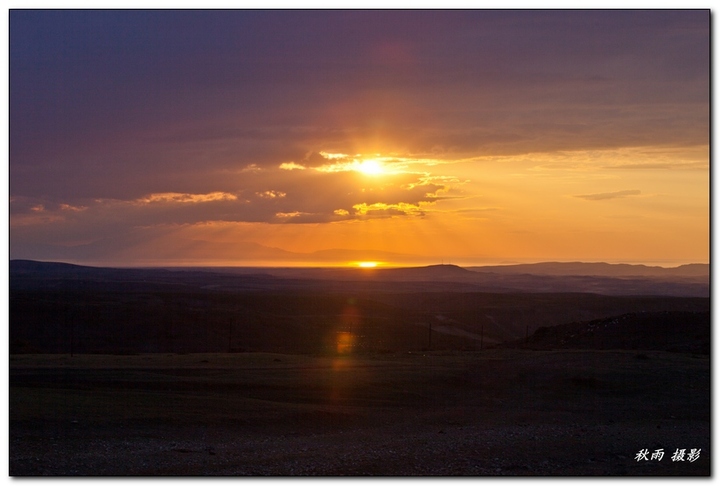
635;448;701;462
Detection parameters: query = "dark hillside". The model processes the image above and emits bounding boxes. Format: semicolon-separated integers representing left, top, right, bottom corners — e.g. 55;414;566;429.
10;286;709;355
499;311;710;354
10;260;710;355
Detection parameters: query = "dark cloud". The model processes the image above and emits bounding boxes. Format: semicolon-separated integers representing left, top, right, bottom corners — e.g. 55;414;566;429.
11;10;708;177
301;152;332;168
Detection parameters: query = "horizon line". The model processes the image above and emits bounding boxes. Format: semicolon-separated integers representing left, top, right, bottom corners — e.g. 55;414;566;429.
9;258;709;270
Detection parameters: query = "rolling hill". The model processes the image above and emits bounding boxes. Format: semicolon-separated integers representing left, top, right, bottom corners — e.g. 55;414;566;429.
10;260;710;355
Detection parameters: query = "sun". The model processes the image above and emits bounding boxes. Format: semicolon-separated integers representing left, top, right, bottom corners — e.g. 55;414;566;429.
357;261;378;268
356;159;384;176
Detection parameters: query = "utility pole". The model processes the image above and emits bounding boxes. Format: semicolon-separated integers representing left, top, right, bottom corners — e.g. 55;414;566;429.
480;324;484;350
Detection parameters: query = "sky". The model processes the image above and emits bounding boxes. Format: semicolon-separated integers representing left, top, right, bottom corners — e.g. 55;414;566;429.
8;9;709;267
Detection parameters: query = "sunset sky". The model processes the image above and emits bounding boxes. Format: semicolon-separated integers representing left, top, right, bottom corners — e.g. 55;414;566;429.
9;10;709;267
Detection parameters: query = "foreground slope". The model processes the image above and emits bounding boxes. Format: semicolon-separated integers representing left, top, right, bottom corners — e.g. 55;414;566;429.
10;350;709;475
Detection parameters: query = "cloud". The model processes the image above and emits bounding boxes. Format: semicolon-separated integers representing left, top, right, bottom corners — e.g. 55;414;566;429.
256;190;286;199
352;202;427;218
279;162;306;171
573;190;642;201
9;163;460;256
136;192;238;204
603;162;708;170
10;11;709;196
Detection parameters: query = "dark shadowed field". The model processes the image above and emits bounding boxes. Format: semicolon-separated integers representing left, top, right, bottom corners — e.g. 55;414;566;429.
9;261;711;476
10;349;709;475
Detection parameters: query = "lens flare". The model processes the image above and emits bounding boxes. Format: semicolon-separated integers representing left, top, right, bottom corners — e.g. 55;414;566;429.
336;331;355;354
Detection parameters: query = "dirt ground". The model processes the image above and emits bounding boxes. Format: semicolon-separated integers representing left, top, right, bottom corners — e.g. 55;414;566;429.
9;350;710;476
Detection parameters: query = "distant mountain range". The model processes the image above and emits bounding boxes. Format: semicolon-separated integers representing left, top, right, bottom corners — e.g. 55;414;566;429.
468;261;708;277
10;259;709;277
10;260;709;297
11;236;709;273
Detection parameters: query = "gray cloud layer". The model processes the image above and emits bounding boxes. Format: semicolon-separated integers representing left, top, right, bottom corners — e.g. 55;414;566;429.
11;11;708;196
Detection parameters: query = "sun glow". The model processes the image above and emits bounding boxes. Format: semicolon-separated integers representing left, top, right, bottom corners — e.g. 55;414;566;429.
356;159;384;176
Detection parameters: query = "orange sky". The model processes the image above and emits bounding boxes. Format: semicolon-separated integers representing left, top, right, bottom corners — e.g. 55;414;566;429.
141;146;708;267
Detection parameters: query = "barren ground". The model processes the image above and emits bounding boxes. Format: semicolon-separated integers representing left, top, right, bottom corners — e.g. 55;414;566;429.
9;350;710;476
